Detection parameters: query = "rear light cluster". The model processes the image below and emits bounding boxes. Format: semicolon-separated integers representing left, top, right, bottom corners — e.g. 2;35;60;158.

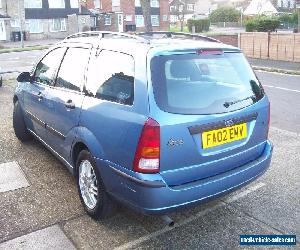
133;118;160;174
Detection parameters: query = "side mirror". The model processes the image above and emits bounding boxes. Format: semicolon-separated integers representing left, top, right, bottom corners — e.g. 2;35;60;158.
17;72;32;82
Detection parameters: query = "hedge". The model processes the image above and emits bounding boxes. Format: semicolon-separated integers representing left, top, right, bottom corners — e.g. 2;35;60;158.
209;7;240;23
187;19;210;33
246;16;280;32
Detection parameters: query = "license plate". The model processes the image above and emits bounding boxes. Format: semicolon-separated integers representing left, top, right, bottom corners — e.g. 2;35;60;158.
202;123;247;149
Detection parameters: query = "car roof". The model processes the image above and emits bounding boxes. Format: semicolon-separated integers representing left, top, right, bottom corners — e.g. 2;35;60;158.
57;32;240;57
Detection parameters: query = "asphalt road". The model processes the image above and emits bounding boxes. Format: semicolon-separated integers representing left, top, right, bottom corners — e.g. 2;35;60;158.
0;51;299;249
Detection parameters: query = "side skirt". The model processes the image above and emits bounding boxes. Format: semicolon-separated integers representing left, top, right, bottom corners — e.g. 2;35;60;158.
28;129;74;174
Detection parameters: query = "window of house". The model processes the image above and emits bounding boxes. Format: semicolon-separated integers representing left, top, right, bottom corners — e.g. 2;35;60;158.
86;50;135;105
48;0;65;8
151;15;159;26
94;0;101;9
25;19;43;33
163;15;168;22
112;0;120;7
170;15;177;23
125;15;132;22
56;48;90;92
135;15;144;27
70;0;79;8
50;19;66;32
187;4;194;11
11;19;20;28
24;0;42;8
104;15;111;25
135;0;141;7
150;0;159;8
34;48;66;86
91;16;97;27
170;5;176;11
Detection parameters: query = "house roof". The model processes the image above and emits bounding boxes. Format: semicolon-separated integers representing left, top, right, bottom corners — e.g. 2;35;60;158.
244;0;278;16
169;0;197;5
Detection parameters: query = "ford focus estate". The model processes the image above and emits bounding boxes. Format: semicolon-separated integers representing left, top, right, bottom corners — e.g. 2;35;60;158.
13;32;273;219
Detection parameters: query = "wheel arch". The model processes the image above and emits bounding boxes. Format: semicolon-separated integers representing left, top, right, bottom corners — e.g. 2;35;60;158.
13;95;18;104
72;141;88;174
71;127;106;175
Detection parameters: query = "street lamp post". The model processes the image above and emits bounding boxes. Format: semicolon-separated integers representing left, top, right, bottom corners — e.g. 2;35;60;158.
18;0;24;48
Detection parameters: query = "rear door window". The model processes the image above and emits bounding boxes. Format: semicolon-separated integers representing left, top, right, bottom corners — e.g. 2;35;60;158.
150;52;264;115
86;50;134;105
55;47;91;92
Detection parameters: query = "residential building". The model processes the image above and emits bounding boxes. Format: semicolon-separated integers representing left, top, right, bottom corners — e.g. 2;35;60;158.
244;0;278;16
80;0;170;32
0;0;8;40
0;0;91;41
169;0;197;24
275;0;297;12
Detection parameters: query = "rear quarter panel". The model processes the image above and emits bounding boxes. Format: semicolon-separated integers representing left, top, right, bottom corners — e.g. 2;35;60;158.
78;49;150;170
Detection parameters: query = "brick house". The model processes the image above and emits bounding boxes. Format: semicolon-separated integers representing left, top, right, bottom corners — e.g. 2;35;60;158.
0;0;91;41
169;0;197;24
80;0;170;32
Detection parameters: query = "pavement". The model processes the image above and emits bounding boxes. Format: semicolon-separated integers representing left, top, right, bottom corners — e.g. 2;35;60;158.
248;58;300;75
0;38;62;49
0;48;299;249
0;69;299;249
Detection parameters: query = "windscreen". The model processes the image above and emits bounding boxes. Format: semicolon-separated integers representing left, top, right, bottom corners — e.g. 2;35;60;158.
150;52;264;115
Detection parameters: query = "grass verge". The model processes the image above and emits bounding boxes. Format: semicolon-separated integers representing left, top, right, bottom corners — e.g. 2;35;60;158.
0;45;49;54
252;66;300;75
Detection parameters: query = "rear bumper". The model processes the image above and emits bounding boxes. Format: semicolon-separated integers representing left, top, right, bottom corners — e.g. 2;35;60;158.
98;140;273;215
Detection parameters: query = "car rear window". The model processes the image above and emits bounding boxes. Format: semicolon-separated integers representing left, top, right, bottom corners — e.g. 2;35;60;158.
150;52;264;115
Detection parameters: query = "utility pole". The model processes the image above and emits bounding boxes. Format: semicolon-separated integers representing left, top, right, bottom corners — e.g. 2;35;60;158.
18;0;24;48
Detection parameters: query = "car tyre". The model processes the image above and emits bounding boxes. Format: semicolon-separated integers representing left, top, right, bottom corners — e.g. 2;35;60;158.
13;100;32;141
76;150;117;219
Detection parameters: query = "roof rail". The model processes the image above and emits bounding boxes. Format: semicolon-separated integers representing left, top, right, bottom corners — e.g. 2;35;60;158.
65;31;149;43
137;31;220;43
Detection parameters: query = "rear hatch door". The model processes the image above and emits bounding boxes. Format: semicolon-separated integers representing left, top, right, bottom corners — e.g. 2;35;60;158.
149;49;269;186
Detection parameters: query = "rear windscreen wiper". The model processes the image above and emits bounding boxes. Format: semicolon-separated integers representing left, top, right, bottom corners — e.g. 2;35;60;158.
223;95;256;108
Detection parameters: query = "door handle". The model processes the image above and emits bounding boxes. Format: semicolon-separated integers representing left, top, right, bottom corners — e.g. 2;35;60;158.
65;100;75;110
33;92;43;101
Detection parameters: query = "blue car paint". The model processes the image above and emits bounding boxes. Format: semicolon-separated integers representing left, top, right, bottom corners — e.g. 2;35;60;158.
14;38;273;215
96;141;272;214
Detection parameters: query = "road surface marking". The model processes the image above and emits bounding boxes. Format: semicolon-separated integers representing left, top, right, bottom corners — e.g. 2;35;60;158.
0;225;75;250
114;182;265;250
0;161;29;193
263;84;300;93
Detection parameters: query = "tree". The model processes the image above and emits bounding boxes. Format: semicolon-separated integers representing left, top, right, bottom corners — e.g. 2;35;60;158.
209;7;241;23
140;0;152;32
170;0;194;32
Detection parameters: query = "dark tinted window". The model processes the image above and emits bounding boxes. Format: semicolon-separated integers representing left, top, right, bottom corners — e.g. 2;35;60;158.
151;52;264;115
86;50;134;105
56;48;90;91
34;48;66;86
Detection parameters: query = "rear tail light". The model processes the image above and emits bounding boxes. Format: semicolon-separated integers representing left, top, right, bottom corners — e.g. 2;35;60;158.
197;49;223;55
133;118;160;174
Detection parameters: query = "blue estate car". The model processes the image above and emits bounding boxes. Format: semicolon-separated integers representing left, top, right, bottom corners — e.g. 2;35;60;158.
13;32;273;220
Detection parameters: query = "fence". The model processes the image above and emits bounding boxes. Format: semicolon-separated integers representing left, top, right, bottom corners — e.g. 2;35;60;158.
240;32;300;62
210;22;242;28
